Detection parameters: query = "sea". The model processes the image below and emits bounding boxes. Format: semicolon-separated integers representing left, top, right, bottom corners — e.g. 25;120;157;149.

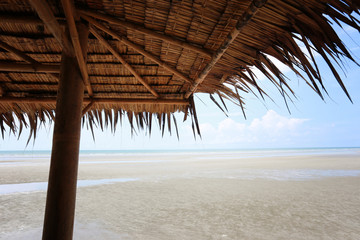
1;146;359;159
1;147;360;195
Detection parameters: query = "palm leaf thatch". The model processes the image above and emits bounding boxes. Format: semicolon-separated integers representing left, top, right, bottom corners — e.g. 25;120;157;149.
0;0;359;140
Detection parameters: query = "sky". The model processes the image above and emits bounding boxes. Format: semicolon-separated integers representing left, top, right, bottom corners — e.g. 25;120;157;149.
0;24;359;151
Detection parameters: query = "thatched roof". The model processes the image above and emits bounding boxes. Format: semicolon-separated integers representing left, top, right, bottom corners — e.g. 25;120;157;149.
0;0;359;138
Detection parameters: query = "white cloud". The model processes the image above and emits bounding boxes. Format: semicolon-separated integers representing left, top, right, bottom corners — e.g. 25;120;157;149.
199;123;217;136
250;110;307;133
197;110;308;147
218;118;246;134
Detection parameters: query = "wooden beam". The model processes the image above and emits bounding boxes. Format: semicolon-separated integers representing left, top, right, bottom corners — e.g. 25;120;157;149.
0;40;41;96
0;62;60;73
61;0;93;96
0;96;190;105
82;100;95;115
28;0;74;56
82;15;193;84
0;39;59;80
90;98;189;105
0;14;67;25
42;23;89;240
220;74;229;84
185;0;267;98
0;14;43;25
0;40;40;65
78;9;212;58
90;27;159;98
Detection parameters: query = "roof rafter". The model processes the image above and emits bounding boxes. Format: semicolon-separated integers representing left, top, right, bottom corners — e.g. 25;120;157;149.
82;100;95;115
0;62;60;73
0;96;189;105
28;0;74;56
185;0;267;98
90;27;159;98
0;14;44;25
78;9;213;58
0;40;40;96
61;0;93;97
0;40;41;65
82;15;194;85
0;39;59;81
0;14;67;25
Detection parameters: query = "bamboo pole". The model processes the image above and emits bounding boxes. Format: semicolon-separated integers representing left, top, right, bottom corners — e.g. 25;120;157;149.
0;40;59;79
81;100;95;115
0;40;40;64
0;39;46;96
62;0;93;97
86;98;189;105
90;27;159;98
0;63;60;73
28;0;74;56
0;96;190;105
81;15;194;84
41;24;88;240
78;9;212;58
0;15;67;25
185;0;267;98
0;15;43;24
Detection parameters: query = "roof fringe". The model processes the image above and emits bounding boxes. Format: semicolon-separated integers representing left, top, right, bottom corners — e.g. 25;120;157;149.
202;0;360;113
0;102;202;141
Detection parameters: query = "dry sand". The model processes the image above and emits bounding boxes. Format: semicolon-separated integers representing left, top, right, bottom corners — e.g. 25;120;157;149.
1;149;360;239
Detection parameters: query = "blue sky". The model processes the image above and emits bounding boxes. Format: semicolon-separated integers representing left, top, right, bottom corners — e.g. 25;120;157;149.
0;24;359;151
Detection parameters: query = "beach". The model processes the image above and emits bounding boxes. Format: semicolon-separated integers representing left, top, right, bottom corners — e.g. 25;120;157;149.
1;148;360;239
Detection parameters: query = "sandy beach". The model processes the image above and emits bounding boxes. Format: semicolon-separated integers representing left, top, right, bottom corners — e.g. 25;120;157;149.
1;148;360;239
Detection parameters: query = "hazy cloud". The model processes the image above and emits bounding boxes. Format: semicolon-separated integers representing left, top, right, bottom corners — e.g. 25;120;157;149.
197;110;308;147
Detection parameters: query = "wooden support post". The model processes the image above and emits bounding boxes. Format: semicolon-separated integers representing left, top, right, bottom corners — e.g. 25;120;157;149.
42;23;89;240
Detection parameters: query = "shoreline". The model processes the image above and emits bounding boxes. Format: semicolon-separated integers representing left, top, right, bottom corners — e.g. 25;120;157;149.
1;146;359;155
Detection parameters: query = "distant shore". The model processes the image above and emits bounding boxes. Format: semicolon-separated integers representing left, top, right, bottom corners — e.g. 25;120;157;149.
1;146;360;155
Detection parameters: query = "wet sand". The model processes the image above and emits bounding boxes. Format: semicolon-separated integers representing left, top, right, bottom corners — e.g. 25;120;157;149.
1;149;360;239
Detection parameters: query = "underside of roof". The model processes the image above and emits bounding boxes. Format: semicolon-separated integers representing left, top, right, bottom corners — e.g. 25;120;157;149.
0;0;359;138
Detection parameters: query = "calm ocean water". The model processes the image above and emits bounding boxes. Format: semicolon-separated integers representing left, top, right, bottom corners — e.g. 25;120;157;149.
0;147;359;159
1;147;360;195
